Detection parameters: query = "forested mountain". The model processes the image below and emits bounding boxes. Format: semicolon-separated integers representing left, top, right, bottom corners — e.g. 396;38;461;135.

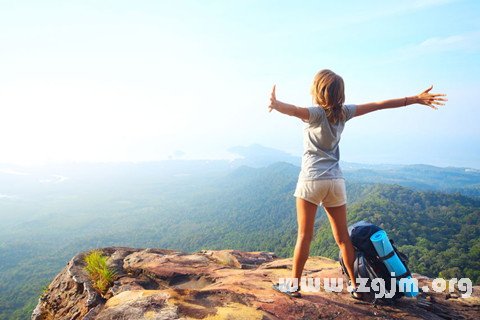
0;158;479;319
1;162;301;320
311;184;480;284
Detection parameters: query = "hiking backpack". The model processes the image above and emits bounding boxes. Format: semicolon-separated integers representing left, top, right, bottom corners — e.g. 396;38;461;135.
338;220;412;304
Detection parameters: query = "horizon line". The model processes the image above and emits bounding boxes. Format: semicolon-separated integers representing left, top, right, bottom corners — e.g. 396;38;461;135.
1;158;479;171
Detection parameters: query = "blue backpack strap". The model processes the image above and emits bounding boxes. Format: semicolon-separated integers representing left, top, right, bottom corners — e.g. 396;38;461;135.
378;250;396;261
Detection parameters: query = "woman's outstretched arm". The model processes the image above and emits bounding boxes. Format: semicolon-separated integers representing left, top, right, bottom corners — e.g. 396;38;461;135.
268;85;310;122
355;85;447;117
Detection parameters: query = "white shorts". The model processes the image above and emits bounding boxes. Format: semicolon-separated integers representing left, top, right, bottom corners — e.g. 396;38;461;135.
293;178;347;207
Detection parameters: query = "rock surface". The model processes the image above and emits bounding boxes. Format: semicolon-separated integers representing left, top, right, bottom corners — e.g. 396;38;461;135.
32;247;480;320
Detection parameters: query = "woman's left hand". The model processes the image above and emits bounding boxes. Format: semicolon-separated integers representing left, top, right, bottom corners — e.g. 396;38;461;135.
416;85;448;110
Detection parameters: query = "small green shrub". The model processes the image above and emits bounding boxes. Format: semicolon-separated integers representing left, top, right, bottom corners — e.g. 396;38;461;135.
39;284;49;299
83;250;117;294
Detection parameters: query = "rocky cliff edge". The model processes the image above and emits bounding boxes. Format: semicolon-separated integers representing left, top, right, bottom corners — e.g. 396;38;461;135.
32;247;479;320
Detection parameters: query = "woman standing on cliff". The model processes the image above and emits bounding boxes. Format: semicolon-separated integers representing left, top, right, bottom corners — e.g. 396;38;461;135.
269;69;447;298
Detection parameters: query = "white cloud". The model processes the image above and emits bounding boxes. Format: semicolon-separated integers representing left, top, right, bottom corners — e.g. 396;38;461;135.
402;31;480;58
0;168;29;175
417;32;480;53
335;0;459;26
373;31;480;66
412;0;458;9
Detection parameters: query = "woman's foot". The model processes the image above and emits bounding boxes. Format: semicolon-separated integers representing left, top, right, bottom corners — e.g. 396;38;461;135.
350;287;363;300
272;282;302;298
348;280;363;300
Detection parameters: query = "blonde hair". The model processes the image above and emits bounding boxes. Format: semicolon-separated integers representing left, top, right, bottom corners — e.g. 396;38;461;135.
310;69;346;124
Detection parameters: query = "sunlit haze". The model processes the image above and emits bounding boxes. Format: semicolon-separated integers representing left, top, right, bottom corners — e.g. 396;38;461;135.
1;0;479;167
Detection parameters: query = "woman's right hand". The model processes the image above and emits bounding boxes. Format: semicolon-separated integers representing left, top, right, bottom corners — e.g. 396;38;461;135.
268;84;279;112
416;85;448;110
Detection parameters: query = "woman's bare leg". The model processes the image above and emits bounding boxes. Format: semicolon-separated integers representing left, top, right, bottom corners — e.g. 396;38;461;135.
291;197;318;286
323;204;357;288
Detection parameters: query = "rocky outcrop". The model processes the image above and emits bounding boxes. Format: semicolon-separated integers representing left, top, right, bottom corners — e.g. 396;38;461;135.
32;247;480;320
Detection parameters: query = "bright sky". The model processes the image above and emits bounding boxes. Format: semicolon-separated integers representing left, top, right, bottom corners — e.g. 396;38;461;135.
1;0;479;167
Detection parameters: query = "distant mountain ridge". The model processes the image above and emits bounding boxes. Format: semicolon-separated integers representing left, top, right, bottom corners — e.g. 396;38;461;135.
2;144;479;198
